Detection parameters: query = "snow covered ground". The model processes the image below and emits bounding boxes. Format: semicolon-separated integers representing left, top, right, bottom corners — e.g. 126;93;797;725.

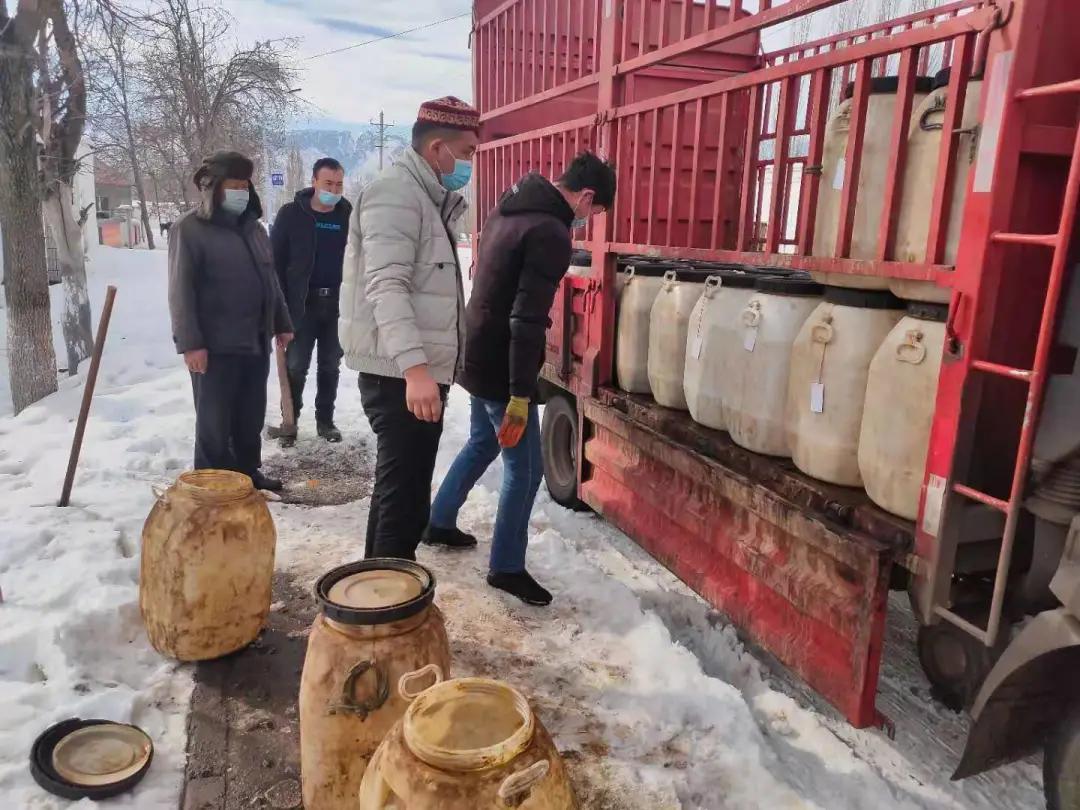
0;247;1046;808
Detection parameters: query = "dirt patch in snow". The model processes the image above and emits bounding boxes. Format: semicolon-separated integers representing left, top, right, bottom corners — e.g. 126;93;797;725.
261;432;372;506
181;572;313;810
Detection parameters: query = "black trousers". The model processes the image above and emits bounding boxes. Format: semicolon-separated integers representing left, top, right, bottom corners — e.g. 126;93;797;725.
191;352;270;478
358;373;447;560
285;293;344;423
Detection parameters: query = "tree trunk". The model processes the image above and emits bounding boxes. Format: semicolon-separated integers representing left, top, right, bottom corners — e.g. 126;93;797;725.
42;186;93;375
127;145;156;250
0;44;59;413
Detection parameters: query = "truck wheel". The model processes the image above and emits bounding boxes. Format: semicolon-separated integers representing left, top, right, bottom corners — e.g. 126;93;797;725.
541;395;588;512
1046;704;1080;810
917;619;1007;712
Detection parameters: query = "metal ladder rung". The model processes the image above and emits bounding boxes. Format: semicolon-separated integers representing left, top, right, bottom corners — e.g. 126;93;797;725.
991;231;1058;247
934;605;991;645
970;359;1033;381
1017;78;1080;100
953;483;1010;513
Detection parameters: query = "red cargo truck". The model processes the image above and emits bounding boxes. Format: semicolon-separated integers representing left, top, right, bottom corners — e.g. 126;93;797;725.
472;1;1080;803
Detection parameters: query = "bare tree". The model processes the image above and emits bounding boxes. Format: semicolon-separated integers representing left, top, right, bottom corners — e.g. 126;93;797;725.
38;0;95;375
83;0;156;248
1;0;60;412
137;0;298;201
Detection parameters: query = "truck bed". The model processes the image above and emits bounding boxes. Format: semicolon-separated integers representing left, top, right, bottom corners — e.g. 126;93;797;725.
576;386;916;727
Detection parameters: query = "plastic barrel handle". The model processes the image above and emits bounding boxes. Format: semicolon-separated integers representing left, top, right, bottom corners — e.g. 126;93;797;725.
662;269;678;289
398;663;444;701
497;759;551;805
741;301;762;327
328;659;389;720
811;317;834;345
703;275;722;298
897;329;928;365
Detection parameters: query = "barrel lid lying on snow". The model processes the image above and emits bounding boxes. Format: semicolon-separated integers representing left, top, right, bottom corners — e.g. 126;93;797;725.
31;719;154;800
316;559;436;625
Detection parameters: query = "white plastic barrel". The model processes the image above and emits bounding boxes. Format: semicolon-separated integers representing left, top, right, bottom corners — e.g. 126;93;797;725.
726;276;824;456
858;302;948;519
813;76;932;286
891;73;984;303
615;263;671;393
683;271;758;430
785;288;905;486
648;270;707;410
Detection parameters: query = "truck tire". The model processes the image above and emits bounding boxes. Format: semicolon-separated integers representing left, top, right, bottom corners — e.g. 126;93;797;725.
541;394;589;512
1046;704;1080;810
917;617;1007;712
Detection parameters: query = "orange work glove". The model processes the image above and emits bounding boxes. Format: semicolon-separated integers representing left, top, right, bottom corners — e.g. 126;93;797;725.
497;396;530;448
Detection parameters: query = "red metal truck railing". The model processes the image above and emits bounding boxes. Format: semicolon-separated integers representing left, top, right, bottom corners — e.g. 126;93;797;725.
474;0;1080;728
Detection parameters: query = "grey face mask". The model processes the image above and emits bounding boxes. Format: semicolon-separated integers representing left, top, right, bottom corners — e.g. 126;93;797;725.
221;188;249;215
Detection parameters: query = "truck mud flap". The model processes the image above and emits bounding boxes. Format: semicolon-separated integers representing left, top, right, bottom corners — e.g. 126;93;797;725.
954;608;1080;779
580;399;895;728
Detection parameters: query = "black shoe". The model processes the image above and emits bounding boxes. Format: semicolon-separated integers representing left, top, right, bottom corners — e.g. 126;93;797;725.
317;421;343;443
422;525;478;549
487;571;552;606
251;472;283;492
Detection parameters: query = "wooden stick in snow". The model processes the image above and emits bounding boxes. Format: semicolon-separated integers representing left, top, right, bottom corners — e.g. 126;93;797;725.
59;285;117;507
275;341;296;436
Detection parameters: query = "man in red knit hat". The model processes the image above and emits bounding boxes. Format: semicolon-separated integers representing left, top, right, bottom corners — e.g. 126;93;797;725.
339;96;479;560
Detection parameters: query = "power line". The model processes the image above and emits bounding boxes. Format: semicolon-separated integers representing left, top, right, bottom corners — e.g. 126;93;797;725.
304;12;471;61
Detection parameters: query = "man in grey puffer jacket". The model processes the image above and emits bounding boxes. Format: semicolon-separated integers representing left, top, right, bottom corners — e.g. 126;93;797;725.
168;151;294;491
339;96;478;560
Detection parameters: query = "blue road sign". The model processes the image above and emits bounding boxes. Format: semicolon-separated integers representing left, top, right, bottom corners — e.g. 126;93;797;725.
271;173;284;186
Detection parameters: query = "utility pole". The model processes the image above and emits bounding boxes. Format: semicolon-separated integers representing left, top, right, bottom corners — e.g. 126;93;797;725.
370;110;395;171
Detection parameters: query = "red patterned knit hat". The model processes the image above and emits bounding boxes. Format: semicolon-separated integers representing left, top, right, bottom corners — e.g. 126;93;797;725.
416;96;480;132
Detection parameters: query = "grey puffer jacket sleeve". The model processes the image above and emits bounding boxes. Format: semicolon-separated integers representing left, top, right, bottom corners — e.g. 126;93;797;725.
358;177;428;373
167;216;204;353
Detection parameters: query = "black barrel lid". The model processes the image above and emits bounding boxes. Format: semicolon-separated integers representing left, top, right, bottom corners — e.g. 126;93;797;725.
843;75;935;100
754;275;825;296
707;270;757;289
31;719;154;801
933;66;985;88
825;286;905;309
315;558;436;625
569;249;592;267
907;301;950;322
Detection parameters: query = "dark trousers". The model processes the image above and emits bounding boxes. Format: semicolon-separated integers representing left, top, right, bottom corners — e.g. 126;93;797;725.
191;352;270;478
358;373;447;560
285;293;344;423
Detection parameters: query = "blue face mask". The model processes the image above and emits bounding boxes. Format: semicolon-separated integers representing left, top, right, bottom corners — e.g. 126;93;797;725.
572;217;589;230
439;145;472;191
221;188;249;215
317;190;342;207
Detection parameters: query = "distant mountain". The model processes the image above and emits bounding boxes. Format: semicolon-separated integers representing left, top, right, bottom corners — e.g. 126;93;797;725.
283;125;411;180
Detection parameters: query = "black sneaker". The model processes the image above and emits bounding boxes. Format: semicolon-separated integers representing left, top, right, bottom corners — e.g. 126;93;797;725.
487;571;552;606
422;525;478;549
251;472;283;492
317;421;343;443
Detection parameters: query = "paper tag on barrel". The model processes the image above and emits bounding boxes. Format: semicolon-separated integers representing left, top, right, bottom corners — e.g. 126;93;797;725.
743;327;757;353
810;382;825;413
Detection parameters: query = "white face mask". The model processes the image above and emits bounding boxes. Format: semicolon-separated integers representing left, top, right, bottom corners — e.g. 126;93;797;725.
221;188;249;215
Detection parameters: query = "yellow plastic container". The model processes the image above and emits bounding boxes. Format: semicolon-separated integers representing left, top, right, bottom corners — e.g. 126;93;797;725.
299;560;450;810
139;470;275;661
359;678;576;810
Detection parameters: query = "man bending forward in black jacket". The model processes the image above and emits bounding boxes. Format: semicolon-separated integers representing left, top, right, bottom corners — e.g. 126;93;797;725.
427;152;616;606
269;157;352;444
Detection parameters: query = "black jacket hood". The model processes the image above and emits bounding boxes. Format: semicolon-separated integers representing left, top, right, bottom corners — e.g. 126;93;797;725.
294;186;353;217
498;173;574;226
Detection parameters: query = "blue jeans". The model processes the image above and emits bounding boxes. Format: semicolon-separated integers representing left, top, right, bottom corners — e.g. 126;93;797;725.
430;396;543;574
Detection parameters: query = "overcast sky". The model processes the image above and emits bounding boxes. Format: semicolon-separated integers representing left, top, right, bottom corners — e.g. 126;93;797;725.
222;0;474;129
